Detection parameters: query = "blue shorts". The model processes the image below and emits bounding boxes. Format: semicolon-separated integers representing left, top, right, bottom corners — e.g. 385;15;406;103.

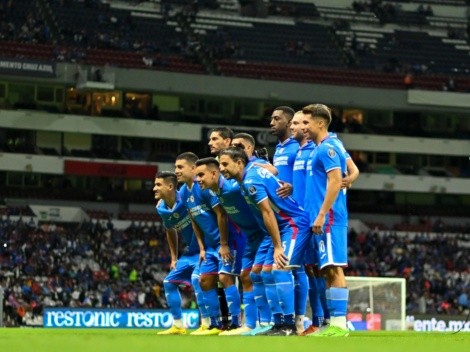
164;252;200;286
242;236;271;271
304;235;319;267
314;225;348;269
200;233;245;276
264;226;311;268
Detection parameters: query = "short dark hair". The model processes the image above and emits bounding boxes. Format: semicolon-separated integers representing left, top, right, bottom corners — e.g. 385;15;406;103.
273;106;295;121
195;157;219;168
176;152;198;165
233;133;255;147
155;171;178;188
219;146;249;165
210;127;234;140
302;104;332;126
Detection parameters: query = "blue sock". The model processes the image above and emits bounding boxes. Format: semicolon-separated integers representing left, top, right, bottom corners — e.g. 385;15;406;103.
224;284;241;326
243;290;257;329
272;270;295;316
203;288;221;326
292;267;308;316
261;270;283;324
328;287;349;317
308;276;324;326
250;271;271;324
163;281;182;320
317;277;330;320
191;274;209;319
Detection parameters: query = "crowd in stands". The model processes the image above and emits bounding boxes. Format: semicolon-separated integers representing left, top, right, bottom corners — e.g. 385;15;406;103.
1;212;468;326
0;215;179;326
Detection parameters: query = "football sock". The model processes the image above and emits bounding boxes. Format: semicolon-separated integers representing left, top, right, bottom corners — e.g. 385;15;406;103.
308;276;324;326
250;271;271;324
163;281;182;320
261;270;283;324
272;270;295;316
293;267;308;316
224;284;241;326
243;290;257;329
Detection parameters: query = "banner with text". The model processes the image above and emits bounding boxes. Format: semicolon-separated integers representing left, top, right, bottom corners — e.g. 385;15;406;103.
0;58;56;78
44;308;200;329
64;160;157;179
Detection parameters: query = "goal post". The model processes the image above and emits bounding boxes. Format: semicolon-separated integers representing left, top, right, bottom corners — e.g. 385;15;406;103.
346;276;406;331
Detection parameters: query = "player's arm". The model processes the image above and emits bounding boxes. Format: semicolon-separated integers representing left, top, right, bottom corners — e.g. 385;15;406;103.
213;204;232;262
312;168;342;234
256;162;278;176
257;199;288;268
342;158;360;189
166;228;178;270
191;218;206;264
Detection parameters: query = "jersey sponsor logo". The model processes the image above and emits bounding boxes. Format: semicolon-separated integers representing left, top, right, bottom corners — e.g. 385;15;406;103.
328;148;336;158
248;186;257;195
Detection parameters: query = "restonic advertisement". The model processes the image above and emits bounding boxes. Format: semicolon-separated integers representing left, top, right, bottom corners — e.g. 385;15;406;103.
44;308;200;329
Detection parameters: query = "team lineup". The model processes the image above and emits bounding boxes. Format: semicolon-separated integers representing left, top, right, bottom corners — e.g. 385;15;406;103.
153;104;360;336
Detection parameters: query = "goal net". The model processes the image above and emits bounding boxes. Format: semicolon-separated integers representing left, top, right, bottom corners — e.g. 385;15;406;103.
346;276;406;331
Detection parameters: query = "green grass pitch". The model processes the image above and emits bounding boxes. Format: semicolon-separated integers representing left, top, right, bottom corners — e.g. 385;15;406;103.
0;329;468;352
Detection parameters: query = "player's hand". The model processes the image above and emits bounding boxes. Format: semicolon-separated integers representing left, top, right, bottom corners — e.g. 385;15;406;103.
170;259;177;270
199;250;207;266
219;244;233;262
341;175;352;189
273;246;288;269
312;213;326;235
276;181;292;198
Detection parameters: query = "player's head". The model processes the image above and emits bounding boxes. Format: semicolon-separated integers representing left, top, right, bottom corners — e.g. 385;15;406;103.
218;146;248;181
290;110;306;142
153;171;178;201
270;106;295;140
301;104;332;141
195;157;220;190
231;132;256;158
175;152;198;184
208;127;234;156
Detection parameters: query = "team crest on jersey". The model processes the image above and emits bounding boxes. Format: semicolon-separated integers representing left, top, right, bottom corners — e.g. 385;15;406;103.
189;195;194;202
279;147;284;154
328;148;336;158
248;186;257;195
297;150;302;157
173;213;180;219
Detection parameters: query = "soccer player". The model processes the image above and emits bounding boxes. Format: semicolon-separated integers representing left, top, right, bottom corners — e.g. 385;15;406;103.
175;152;245;335
195;157;273;335
208;127;234;156
219;147;312;336
270;107;309;333
301;104;350;337
153;171;209;335
207;126;234;327
231;132;278;176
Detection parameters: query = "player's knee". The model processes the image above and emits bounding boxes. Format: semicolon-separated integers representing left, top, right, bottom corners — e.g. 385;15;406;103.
240;270;253;290
260;270;274;284
199;274;216;290
249;271;262;284
218;274;235;288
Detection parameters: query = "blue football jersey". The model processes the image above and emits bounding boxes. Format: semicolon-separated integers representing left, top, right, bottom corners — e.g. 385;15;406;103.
180;182;221;249
273;137;299;183
216;175;269;243
304;136;348;227
292;140;315;207
156;191;199;255
241;164;310;233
